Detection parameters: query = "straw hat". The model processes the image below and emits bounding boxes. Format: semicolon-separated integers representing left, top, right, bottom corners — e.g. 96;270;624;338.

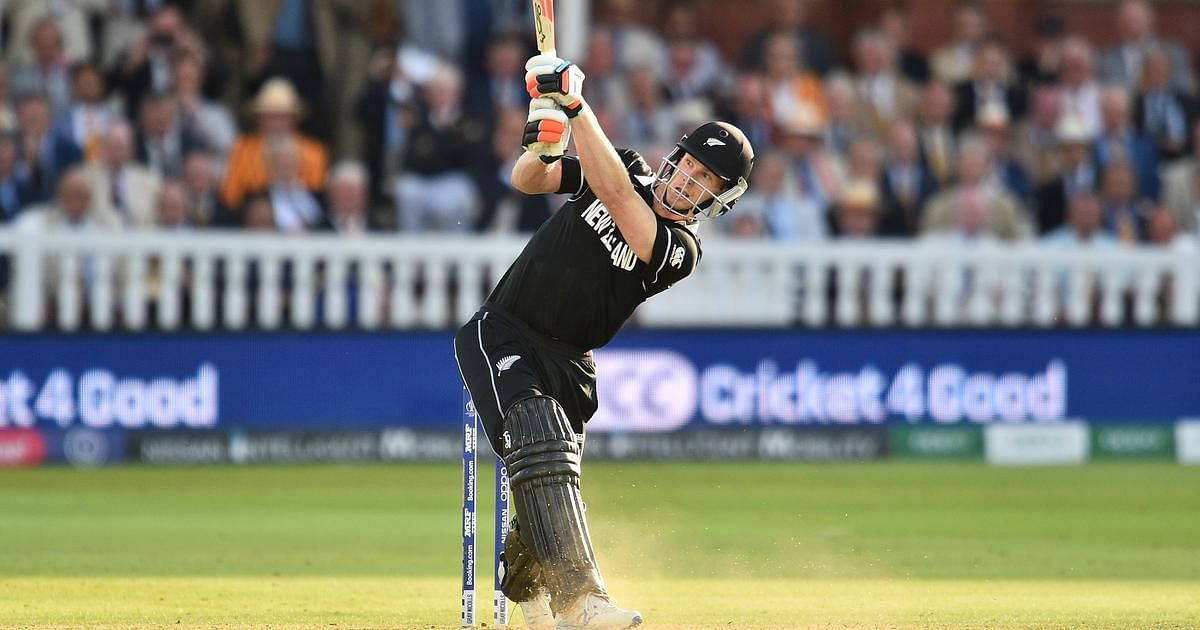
839;179;879;209
254;78;304;116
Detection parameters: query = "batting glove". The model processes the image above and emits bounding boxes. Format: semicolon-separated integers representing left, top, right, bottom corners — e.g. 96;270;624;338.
522;98;571;163
524;54;586;118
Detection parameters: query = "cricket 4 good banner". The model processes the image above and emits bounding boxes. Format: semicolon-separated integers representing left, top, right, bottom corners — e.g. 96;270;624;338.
0;330;1197;431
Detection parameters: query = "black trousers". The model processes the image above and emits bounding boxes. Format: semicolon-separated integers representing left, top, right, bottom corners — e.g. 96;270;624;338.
453;307;597;456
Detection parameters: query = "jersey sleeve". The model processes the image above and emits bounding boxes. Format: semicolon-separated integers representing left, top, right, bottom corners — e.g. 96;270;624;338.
642;222;701;295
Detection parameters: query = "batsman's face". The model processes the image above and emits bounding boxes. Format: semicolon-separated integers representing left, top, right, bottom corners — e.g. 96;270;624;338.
655;152;722;219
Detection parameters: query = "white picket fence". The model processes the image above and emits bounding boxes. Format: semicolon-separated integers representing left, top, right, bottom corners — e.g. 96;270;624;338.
0;229;1195;331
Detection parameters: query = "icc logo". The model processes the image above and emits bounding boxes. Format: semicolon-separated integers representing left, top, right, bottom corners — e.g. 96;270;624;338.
590;350;698;432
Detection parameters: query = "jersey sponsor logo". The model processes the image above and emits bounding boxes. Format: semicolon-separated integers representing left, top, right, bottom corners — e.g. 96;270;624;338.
669;245;686;269
495;355;521;373
703;138;726;147
580;200;637;271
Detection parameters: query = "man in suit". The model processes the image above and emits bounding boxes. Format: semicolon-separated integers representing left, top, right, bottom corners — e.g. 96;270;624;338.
14;92;82;205
1134;45;1196;163
1036;114;1098;234
920;134;1028;240
1098;0;1195;95
853;28;919;139
930;1;987;85
0;133;32;223
135;90;204;178
953;38;1027;133
9;17;73;114
878;119;939;236
1094;84;1160;201
917;81;958;186
83;120;162;229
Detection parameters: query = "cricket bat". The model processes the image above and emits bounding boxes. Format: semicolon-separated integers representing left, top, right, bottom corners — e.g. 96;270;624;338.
531;0;556;56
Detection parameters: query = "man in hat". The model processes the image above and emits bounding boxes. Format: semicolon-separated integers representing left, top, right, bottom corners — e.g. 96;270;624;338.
1036;114;1099;233
454;54;754;628
220;77;328;210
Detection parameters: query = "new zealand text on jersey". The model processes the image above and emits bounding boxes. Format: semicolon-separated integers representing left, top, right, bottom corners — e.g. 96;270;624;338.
580;200;638;271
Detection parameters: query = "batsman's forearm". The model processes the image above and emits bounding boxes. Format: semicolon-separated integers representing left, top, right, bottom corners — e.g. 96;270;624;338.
511;151;562;194
569;100;657;261
569;101;636;203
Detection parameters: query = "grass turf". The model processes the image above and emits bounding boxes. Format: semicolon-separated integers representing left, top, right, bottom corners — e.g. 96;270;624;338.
0;462;1197;628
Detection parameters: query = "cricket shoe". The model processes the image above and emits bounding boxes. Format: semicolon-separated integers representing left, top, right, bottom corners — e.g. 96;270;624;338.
555;591;643;629
520;590;554;630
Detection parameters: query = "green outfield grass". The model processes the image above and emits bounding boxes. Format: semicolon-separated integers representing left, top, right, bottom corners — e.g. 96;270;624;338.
1;462;1198;628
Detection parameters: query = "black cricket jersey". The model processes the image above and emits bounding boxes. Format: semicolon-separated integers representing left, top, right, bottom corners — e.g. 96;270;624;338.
485;151;702;351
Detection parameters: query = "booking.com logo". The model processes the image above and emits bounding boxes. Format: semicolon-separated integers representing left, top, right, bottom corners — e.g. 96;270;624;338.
591;350;698;432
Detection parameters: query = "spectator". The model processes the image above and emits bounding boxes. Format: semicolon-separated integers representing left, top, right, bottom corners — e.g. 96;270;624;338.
10;17;72;114
776;103;841;213
659;0;727;102
823;73;867;157
398;0;466;61
1095;84;1160;201
622;67;677;155
180;151;231;228
1018;14;1068;86
322;160;375;235
844;137;883;184
136;90;205;178
54;62;118;164
741;0;834;76
1098;0;1194;94
4;0;99;67
0;133;31;223
853;28;918;139
1036;114;1099;233
231;1;372;152
222;78;328;210
154;180;190;231
1043;192;1117;248
879;6;929;84
1145;204;1188;247
762;31;826;129
1133;45;1196;163
921;134;1027;240
733;151;827;242
15;93;82;205
393;63;484;233
1058;37;1102;137
878;120;939;236
931;1;988;84
242;193;276;231
472;108;552;234
1098;158;1151;244
599;0;666;74
976;103;1033;202
172;53;237;160
260;134;324;234
1011;85;1066;186
465;34;528;125
1162;120;1200;234
727;74;773;154
113;4;217;122
832;179;881;238
15;166;115;233
953;38;1027;133
917;81;957;185
83;120;162;230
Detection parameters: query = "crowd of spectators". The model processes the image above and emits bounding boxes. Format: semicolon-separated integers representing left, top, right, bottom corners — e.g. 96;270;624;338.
0;0;1195;253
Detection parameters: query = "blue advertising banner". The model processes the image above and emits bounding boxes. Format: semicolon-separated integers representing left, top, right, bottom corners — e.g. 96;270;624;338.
0;330;1196;432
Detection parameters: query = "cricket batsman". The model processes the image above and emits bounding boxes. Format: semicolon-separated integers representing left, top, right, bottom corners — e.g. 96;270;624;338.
454;53;755;629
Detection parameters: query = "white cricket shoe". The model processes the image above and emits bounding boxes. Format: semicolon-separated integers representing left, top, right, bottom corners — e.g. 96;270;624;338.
520;590;554;630
554;592;643;629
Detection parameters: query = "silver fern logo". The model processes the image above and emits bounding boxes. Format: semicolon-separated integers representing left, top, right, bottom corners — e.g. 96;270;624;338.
495;355;522;372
